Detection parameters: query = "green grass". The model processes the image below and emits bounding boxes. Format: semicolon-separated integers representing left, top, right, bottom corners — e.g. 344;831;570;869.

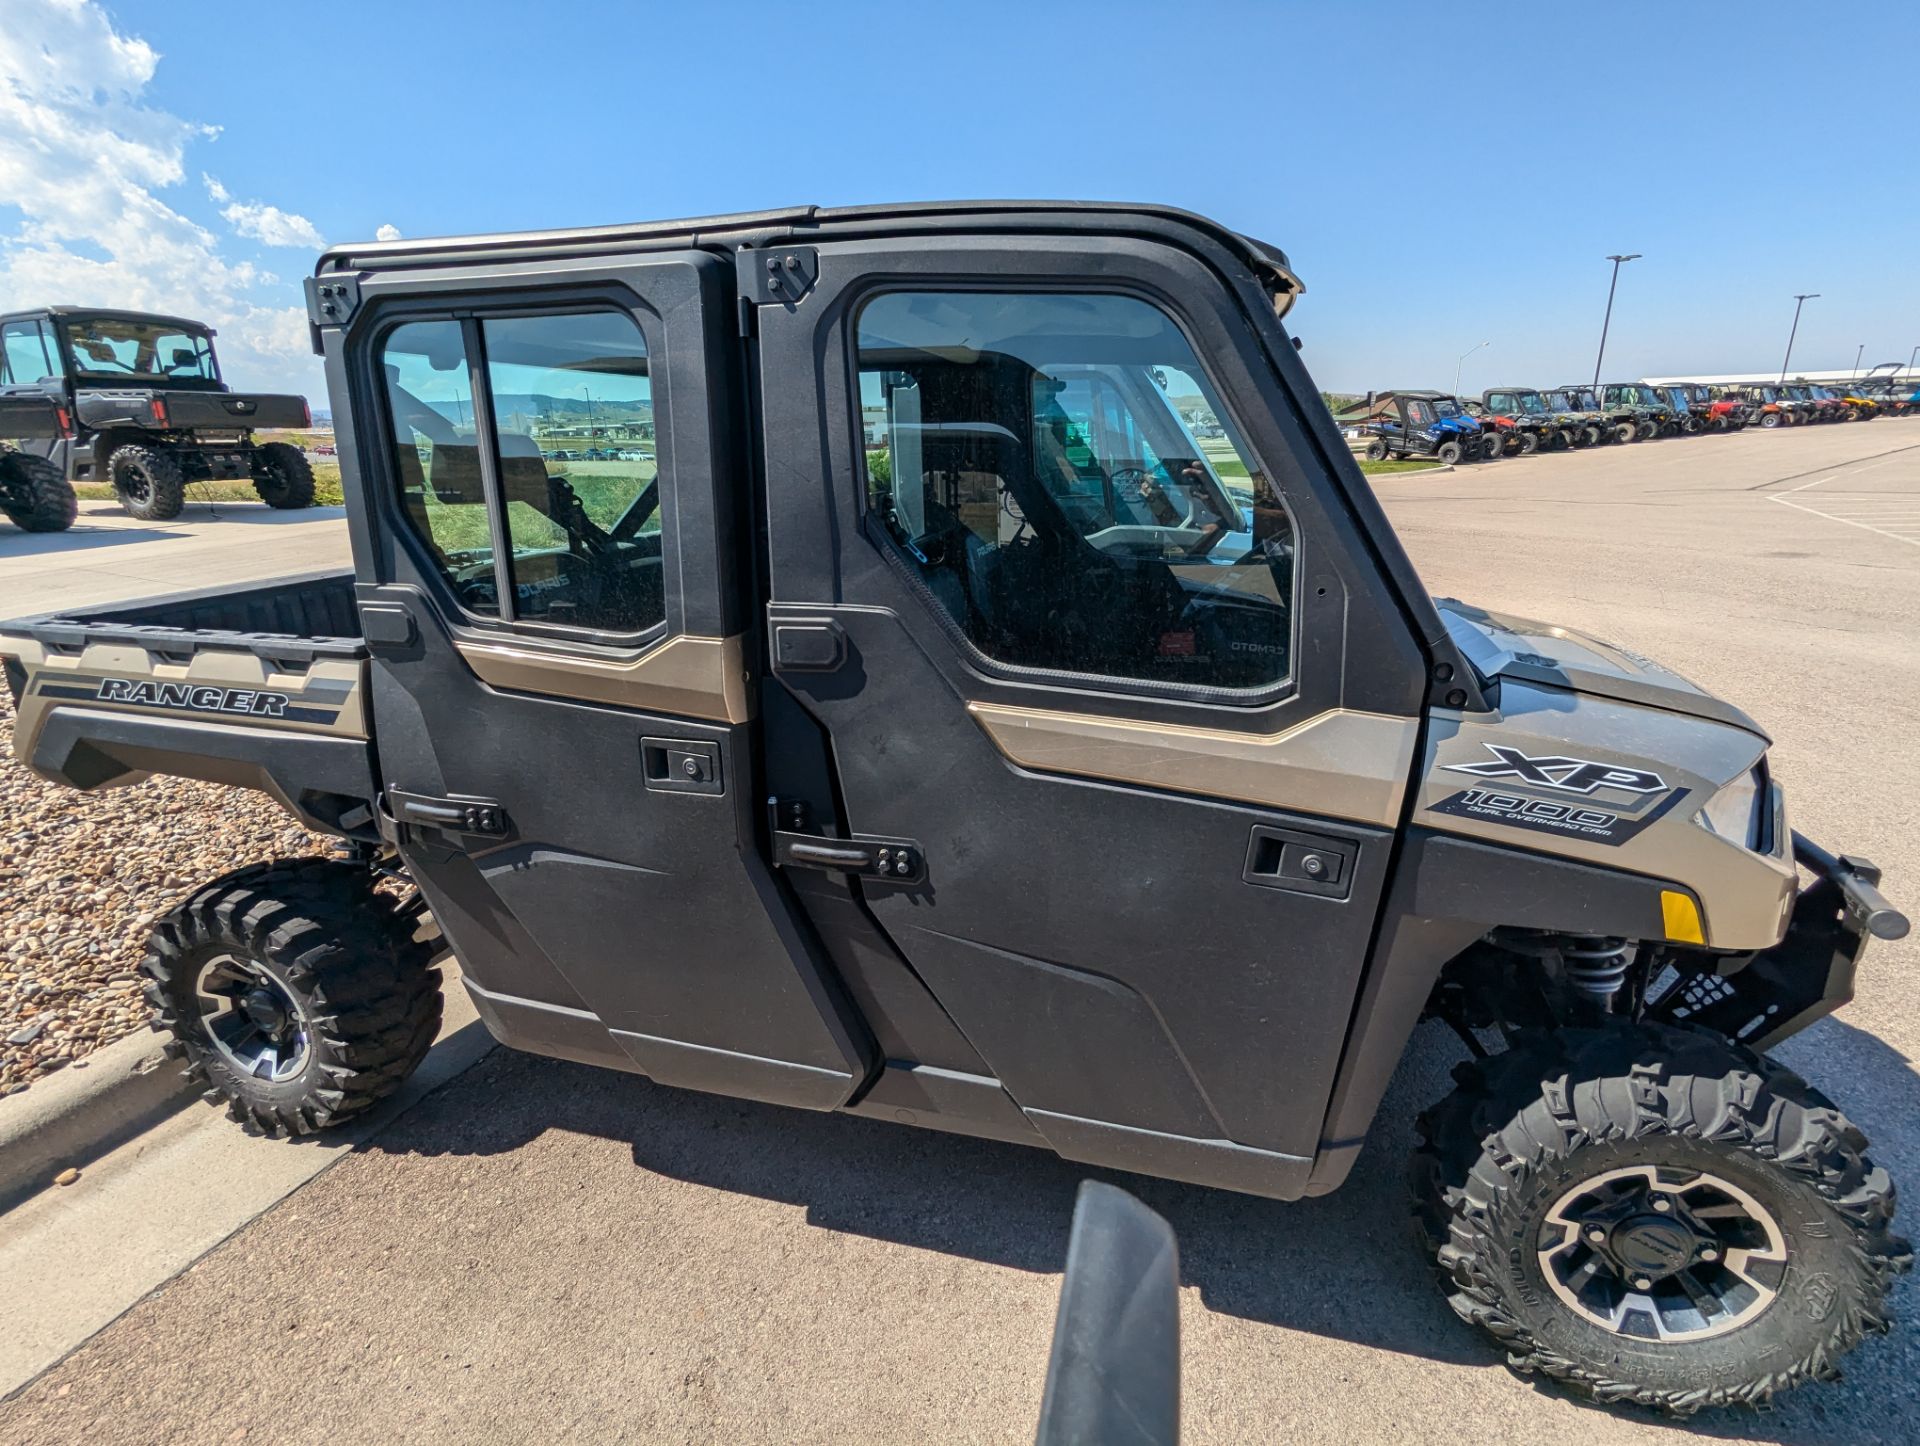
1359;458;1443;475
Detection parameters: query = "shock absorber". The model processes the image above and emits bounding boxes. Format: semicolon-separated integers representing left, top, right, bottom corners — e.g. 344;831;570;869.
1560;937;1634;1011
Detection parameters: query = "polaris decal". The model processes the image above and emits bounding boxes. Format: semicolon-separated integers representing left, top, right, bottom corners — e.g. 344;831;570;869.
1430;784;1688;846
1444;744;1665;796
94;677;291;718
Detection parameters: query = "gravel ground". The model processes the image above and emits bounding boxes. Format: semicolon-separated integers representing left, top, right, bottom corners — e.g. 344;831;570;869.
0;689;324;1094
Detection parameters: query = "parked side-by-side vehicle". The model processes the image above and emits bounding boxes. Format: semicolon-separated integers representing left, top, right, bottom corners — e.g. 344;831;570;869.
0;306;316;521
1363;390;1489;463
2;202;1910;1416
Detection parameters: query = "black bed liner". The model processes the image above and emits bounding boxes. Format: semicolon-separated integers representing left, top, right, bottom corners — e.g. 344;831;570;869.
1;570;363;663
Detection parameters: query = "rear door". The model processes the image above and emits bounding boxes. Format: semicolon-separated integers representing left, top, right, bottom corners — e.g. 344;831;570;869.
318;250;872;1111
749;231;1430;1195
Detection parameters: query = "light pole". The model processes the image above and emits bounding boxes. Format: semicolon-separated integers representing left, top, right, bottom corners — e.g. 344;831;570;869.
1779;294;1818;383
1908;344;1918;384
1454;339;1490;397
1592;254;1641;390
1854;344;1865;379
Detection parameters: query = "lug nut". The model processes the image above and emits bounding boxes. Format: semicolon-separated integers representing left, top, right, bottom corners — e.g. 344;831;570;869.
1701;1247;1719;1263
1651;1198;1671;1213
1587;1227;1607;1243
1633;1276;1654;1291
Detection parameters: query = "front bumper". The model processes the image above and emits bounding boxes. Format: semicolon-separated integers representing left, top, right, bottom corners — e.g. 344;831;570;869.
1648;833;1908;1049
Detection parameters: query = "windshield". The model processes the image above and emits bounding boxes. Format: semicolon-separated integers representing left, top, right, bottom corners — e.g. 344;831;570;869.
1433;397;1463;418
1567;388;1600;409
1542;390;1577;410
60;316;218;382
1514;391;1549;415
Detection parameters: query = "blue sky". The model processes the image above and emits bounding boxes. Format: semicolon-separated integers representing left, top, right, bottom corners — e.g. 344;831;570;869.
4;1;1914;400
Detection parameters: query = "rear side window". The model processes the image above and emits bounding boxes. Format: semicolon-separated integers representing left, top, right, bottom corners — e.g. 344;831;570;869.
379;310;663;635
857;291;1293;691
1;320;59;385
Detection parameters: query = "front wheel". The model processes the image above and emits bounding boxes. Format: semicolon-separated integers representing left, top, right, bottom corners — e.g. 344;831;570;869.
1637;420;1660;441
1583;425;1604;447
1615;422;1638;444
1413;1025;1910;1414
251;441;316;508
143;859;442;1137
1515;431;1539;456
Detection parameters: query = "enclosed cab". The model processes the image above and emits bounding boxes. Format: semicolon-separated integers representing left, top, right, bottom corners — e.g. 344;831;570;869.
1361;390;1487;463
1478;387;1573;452
0;307;317;521
1598;382;1673;439
0;202;1909;1414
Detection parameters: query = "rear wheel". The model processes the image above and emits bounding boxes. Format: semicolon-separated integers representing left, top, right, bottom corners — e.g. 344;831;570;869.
1636;420;1659;441
1365;438;1389;461
0;453;78;532
1413;1025;1910;1413
108;444;186;521
1481;435;1503;461
251;441;316;508
143;859;442;1137
1436;440;1463;466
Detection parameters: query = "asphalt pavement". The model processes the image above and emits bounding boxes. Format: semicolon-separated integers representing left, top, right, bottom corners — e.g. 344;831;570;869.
2;422;1917;1444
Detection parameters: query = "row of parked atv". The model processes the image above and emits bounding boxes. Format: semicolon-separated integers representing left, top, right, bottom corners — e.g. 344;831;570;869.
1362;377;1919;466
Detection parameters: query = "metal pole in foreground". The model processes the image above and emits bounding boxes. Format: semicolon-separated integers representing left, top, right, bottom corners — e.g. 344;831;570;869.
1780;294;1818;383
1592;254;1641;390
1454;340;1489;397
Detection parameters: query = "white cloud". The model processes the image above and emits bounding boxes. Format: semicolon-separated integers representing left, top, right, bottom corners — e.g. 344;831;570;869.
375;223;403;242
0;2;323;398
219;199;325;250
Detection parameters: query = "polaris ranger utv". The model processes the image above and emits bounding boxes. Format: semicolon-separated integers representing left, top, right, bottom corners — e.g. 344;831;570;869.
1;202;1909;1415
1479;387;1578;451
1600;382;1673;440
1360;391;1486;464
0;307;316;522
0;390;79;532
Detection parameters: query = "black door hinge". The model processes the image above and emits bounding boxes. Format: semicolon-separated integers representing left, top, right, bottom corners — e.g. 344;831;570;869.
768;798;923;884
737;246;819;308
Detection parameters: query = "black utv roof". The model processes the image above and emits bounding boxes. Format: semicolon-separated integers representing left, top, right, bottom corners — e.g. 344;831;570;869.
0;305;217;335
1483;385;1542;394
313;199;1303;304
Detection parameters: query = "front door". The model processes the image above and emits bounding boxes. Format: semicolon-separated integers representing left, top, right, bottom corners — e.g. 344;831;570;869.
323;250;871;1111
751;234;1430;1197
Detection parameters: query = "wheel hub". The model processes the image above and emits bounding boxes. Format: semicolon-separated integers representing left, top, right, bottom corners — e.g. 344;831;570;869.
1538;1164;1787;1341
193;953;310;1083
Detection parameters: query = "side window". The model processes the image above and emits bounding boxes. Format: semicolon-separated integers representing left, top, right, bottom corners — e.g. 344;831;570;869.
478;312;660;633
857;291;1294;691
380;321;498;615
2;321;55;385
379;310;662;634
1406;400;1433;426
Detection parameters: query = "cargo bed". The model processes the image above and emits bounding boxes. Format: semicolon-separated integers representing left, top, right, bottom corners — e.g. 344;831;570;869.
0;570;377;837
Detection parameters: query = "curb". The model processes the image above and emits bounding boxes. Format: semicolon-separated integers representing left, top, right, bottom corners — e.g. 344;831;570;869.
0;1029;195;1211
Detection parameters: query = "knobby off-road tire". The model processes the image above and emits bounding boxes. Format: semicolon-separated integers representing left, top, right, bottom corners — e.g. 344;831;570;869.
1615;421;1638;444
144;859;442;1137
0;453;78;532
1412;1024;1910;1414
1481;435;1503;461
1583;424;1604;447
1365;438;1390;461
251;440;316;508
1437;440;1464;466
108;443;186;521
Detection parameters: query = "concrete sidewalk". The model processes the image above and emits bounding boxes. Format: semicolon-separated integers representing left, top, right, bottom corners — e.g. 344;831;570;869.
0;499;350;616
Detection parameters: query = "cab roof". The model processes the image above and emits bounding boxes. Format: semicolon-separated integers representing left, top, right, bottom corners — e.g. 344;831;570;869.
2;305;216;334
313;200;1302;309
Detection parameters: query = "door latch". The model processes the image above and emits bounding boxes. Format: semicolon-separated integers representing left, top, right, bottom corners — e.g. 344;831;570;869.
768;799;924;884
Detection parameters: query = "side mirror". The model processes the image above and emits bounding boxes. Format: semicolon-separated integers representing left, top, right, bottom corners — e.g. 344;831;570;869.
1035;1182;1181;1446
